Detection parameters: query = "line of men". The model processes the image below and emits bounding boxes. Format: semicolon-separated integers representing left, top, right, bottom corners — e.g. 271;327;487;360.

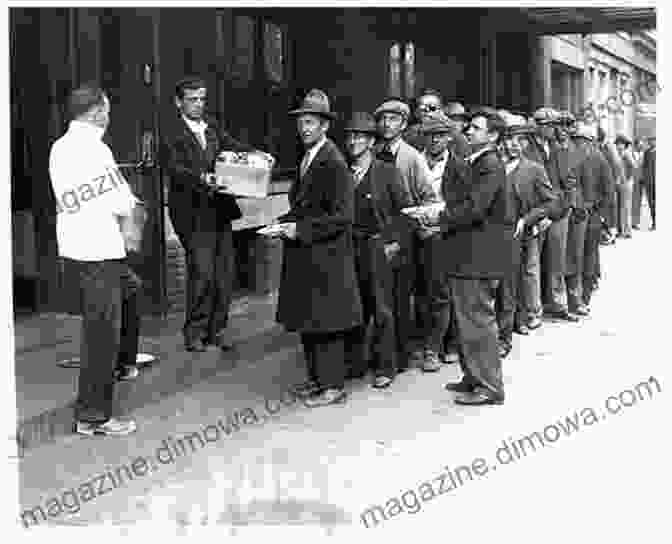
273;87;635;407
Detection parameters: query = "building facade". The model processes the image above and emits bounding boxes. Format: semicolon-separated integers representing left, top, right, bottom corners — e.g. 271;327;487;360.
10;8;656;318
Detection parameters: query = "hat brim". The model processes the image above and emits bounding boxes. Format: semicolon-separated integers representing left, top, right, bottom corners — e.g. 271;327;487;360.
288;108;338;120
343;127;377;134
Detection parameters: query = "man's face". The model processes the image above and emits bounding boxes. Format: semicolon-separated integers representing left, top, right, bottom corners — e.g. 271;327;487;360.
446;116;465;134
615;142;626;156
427;131;452;157
416;94;442;123
377;112;407;142
501;134;523;160
176;87;207;121
93;95;111;133
345;131;375;160
465;116;494;147
296;114;327;147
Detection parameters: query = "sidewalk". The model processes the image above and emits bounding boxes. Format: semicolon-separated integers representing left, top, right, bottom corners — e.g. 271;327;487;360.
13;292;301;454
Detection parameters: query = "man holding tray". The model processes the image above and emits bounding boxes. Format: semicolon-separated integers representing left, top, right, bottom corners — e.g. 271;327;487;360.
163;76;274;352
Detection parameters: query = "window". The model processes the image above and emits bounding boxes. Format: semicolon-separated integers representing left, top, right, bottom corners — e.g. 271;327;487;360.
218;12;295;173
388;42;415;99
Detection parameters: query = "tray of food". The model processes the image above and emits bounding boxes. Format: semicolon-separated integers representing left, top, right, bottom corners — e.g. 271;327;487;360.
215;151;275;198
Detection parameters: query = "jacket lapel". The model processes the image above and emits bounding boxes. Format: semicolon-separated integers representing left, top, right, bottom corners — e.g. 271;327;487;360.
292;139;332;205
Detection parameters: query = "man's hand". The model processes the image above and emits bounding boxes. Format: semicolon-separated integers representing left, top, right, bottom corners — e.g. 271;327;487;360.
514;218;526;239
279;222;297;240
384;241;401;261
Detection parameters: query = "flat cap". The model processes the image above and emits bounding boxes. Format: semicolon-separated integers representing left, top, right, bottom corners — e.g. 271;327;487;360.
374;99;411;119
421;117;453;134
532;107;560;125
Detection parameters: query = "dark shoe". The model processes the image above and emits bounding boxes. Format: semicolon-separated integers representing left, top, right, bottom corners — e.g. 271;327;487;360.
514;324;530;335
115;365;140;382
422;351;442;372
185;338;207;352
633;225;640;230
204;334;234;351
527;316;542;330
372;375;394;389
346;367;368;380
75;418;137;436
571;305;590;316
444;380;475;393
498;341;512;359
303;388;347;407
454;390;504;406
290;380;321;398
441;350;460;364
545;309;580;322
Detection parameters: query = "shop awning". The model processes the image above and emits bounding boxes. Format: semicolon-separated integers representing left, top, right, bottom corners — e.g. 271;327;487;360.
517;7;656;35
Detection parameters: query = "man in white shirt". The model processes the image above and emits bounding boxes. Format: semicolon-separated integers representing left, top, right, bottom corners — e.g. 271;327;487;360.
49;83;141;436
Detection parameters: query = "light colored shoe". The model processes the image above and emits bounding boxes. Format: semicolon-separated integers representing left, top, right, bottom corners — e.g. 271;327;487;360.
372;375;394;389
75;418;137;436
422;351;442;372
115;365;140;381
527;316;542;330
303;388;347;407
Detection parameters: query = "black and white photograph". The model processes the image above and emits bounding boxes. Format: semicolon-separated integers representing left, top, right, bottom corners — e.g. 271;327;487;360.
2;2;666;539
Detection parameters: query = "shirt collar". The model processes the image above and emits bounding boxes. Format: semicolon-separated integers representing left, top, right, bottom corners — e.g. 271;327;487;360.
465;145;493;164
388;138;402;155
182;115;208;133
306;136;327;160
69;120;105;140
424;149;449;166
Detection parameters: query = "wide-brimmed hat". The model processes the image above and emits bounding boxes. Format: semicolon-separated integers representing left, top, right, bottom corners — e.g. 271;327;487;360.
343;111;377;133
289;89;337;120
374;99;411;119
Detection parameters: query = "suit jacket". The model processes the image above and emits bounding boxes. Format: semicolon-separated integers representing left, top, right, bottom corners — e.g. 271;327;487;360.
275;138;363;333
547;140;580;217
508;157;562;229
642;146;656;188
352;158;413;244
570;137;615;226
162;115;254;242
433;147;516;279
392;139;438;206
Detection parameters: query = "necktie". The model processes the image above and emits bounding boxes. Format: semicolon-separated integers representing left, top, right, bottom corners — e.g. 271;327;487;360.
300;153;310;178
196;129;207;150
378;144;396;164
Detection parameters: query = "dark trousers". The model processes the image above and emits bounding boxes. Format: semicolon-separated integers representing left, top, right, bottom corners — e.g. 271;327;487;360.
436;275;504;396
633;181;655;227
392;256;413;366
69;258;141;424
181;225;235;343
349;237;397;379
495;270;518;346
301;329;355;390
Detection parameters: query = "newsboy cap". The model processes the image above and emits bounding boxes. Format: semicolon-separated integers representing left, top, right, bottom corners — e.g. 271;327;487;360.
532;107;560;125
289;89;338;120
374;99;411;119
421;117;453;134
343;111;377;133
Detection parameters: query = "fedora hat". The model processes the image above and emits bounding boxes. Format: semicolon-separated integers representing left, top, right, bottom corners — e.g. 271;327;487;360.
289;89;337;120
343;111;377;133
421;117;453;134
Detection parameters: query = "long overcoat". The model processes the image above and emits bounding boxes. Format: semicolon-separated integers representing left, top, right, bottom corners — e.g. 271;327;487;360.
276;139;363;333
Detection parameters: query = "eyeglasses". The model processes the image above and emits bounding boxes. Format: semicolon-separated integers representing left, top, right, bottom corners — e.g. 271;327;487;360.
467;123;486;132
418;104;441;113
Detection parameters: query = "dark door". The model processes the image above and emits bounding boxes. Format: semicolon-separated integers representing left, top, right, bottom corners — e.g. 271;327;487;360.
57;8;166;315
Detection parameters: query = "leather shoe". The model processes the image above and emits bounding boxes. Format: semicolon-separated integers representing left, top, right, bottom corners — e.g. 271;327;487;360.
372;375;394;389
514;324;530;335
204;335;234;351
303;388;347;407
444;380;475;393
185;338;207;352
545;309;579;322
454;390;504;406
441;351;460;364
290;380;320;398
571;305;590;316
527;316;542;330
498;341;512;359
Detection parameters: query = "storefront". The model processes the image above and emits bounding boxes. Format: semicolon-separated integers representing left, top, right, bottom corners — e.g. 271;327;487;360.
10;7;655;317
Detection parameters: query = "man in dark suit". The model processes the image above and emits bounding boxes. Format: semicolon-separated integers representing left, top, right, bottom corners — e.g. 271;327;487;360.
343;111;412;388
274;89;363;407
162;76;273;352
566;118;615;314
407;107;514;405
641;137;656;230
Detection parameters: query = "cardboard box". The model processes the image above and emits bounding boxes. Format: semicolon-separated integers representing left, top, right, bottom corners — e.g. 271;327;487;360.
215;152;274;198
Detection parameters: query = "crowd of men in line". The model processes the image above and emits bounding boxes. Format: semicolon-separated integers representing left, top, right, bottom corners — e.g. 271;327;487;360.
49;79;657;436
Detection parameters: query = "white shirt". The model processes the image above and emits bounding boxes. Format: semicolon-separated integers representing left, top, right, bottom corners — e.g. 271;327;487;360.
300;136;327;177
423;150;450;200
183;115;208;148
49;120;139;261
